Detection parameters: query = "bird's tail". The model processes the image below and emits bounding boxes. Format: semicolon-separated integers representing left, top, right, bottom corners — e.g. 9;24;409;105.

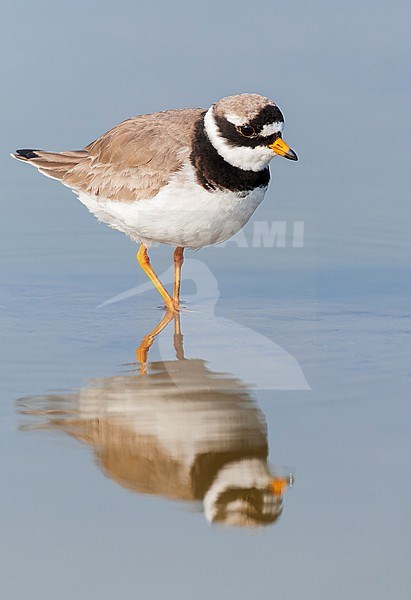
11;148;87;182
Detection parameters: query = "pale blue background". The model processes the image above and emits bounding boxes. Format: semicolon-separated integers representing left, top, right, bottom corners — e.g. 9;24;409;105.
1;1;410;599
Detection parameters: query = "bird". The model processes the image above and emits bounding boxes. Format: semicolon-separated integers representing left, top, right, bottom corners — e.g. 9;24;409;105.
12;93;298;312
18;325;292;527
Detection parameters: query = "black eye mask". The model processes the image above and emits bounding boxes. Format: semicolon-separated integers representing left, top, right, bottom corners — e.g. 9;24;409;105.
214;113;283;148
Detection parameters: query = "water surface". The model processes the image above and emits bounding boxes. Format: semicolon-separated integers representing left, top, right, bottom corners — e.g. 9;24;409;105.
2;1;411;597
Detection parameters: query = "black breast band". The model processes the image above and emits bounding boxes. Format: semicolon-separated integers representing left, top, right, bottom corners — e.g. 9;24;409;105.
189;114;270;193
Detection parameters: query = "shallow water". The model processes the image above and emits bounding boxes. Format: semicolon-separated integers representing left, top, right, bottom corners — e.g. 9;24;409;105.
2;1;411;596
1;221;410;598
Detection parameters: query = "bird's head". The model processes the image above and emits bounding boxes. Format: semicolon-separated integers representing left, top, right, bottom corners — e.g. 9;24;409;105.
204;93;298;172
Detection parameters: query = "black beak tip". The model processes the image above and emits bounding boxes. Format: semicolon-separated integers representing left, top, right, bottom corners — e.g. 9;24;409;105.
285;149;298;161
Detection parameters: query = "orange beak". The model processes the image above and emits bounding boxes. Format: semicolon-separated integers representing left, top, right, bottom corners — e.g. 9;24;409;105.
270;478;288;496
269;138;298;161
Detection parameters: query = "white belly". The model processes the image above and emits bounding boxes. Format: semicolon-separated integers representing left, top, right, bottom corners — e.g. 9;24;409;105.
76;162;267;249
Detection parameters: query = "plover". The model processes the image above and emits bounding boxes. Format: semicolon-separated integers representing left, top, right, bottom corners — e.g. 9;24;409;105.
12;93;298;311
20;339;289;527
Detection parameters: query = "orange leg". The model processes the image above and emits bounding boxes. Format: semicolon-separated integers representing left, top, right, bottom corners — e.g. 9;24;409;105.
173;312;185;360
137;244;178;312
136;310;174;372
173;246;184;306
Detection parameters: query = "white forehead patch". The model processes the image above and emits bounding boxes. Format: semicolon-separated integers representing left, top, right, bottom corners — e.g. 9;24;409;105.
260;121;284;137
225;112;248;126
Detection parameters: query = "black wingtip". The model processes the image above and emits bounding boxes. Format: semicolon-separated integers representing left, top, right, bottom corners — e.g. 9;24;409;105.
15;148;40;159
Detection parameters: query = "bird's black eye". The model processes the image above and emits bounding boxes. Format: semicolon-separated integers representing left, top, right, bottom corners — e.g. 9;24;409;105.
237;125;256;138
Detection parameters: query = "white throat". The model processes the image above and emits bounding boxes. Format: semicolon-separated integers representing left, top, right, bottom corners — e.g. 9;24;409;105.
204;107;275;172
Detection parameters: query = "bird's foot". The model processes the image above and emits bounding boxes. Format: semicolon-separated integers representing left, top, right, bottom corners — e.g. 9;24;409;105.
165;298;180;312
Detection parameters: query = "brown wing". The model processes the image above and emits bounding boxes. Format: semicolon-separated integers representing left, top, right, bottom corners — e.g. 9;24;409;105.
13;108;205;202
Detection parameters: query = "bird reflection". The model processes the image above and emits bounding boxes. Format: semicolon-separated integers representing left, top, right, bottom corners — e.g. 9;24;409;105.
18;313;293;528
